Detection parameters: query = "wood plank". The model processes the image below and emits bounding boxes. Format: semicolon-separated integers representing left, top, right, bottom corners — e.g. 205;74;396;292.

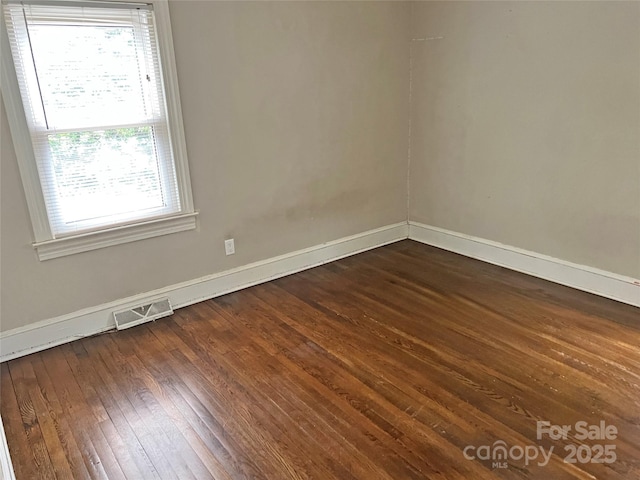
0;363;40;480
7;357;57;480
27;354;89;479
38;346;122;480
2;240;639;479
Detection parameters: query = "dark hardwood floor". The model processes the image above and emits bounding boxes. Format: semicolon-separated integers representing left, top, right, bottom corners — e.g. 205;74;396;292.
2;240;639;479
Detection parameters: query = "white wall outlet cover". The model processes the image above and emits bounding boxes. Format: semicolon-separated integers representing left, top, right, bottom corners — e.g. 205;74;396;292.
225;238;235;255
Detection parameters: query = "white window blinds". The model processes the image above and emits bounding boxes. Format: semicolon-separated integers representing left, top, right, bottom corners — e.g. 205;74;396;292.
3;0;182;236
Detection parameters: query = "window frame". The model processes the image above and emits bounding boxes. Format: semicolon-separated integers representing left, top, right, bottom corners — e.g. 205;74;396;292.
1;0;197;261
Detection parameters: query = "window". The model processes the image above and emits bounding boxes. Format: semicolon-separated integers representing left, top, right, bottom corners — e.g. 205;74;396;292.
1;0;196;260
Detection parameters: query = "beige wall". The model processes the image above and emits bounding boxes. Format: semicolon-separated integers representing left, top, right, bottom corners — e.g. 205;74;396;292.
409;1;640;278
0;1;411;331
3;0;639;334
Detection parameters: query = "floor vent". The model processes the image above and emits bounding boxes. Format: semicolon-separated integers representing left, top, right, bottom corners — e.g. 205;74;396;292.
113;298;173;331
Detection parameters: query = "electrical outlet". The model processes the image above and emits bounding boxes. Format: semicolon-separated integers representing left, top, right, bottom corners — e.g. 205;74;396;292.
224;238;235;255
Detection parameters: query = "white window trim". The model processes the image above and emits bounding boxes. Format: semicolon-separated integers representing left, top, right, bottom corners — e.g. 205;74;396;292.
1;0;197;261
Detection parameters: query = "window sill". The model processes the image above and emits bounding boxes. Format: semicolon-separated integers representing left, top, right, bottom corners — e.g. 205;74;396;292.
33;211;198;261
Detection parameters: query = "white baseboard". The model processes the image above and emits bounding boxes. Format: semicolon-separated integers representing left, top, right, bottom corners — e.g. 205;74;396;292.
0;222;408;363
2;220;636;363
409;221;640;308
0;416;15;480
